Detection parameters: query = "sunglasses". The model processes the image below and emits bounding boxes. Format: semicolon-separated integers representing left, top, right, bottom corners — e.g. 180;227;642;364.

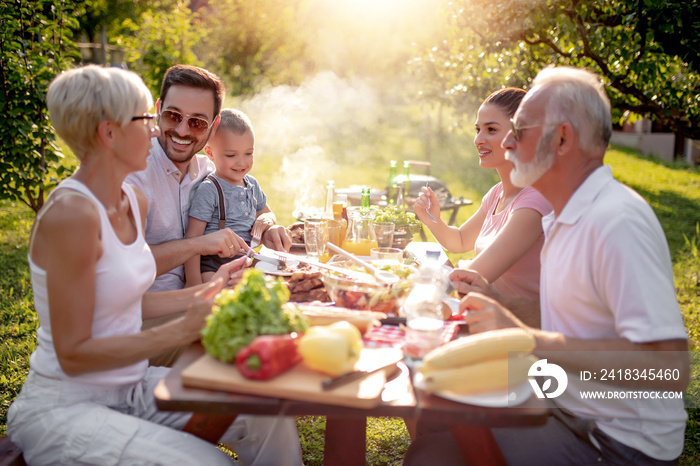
509;118;551;141
158;110;212;135
131;113;157;131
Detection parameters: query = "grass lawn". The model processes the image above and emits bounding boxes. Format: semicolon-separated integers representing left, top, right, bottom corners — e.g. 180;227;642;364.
1;142;699;464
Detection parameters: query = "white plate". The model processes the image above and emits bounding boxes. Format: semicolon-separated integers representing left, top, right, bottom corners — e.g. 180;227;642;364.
413;372;532;407
254;258;300;276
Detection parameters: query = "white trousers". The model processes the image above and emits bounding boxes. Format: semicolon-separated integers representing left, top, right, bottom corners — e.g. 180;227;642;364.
7;367;302;466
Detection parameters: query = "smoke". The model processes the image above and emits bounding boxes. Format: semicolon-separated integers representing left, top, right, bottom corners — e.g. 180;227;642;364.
234;71;379;213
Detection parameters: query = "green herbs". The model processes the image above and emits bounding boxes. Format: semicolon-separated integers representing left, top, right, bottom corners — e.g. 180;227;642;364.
374;205;421;233
201;268;309;363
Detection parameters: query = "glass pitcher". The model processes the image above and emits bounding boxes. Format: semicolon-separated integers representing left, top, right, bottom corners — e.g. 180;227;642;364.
341;208;379;256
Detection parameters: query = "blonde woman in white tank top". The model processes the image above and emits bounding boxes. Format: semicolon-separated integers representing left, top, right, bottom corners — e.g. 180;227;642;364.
6;66;303;466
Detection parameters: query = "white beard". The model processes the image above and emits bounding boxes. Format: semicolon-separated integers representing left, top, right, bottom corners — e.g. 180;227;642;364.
508;131;556;188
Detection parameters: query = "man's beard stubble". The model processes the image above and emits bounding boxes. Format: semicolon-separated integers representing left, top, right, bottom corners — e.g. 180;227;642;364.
508;129;556;188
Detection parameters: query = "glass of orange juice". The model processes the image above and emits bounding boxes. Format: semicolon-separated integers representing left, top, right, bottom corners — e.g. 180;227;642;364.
318;221;342;263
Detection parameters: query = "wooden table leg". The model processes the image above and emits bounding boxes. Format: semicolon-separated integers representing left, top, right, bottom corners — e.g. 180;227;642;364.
183;413;238;444
323;416;366;466
449;424;506;466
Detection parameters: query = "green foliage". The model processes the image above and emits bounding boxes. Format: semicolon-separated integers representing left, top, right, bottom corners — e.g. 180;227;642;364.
0;0;79;212
195;0;313;95
374;205;421;233
114;2;204;97
412;0;700;140
0;200;36;436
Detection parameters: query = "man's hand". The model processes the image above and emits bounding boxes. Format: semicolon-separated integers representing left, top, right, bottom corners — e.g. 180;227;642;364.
449;268;495;298
262;225;292;251
461;292;526;334
197;228;248;258
211;256;251;288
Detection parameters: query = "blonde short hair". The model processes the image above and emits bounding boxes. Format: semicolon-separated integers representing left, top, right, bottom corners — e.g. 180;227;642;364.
46;65;153;159
217;108;254;136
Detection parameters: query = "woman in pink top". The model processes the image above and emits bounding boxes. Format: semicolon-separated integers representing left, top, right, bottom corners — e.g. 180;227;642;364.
414;88;552;300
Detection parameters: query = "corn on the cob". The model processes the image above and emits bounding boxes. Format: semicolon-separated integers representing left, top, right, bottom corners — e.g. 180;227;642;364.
419;328;535;372
421;354;536;394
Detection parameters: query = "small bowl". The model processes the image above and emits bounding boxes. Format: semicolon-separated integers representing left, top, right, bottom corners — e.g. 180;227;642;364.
319;257;414;317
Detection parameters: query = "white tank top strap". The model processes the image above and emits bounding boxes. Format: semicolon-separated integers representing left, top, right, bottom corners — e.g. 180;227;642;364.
28;179;96;258
120;183;145;236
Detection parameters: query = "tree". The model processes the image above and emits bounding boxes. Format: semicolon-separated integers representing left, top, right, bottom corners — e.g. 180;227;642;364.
411;0;700;142
195;0;313;95
115;1;204;96
0;0;79;212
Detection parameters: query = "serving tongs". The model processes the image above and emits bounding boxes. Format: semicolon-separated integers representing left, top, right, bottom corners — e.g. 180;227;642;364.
268;250;378;283
325;243;400;284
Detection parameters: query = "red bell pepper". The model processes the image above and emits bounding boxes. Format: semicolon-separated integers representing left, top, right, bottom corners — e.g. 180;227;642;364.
235;333;302;380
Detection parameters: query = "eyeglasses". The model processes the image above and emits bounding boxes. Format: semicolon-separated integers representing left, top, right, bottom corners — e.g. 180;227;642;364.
509;118;550;141
158;109;212;135
131;114;157;131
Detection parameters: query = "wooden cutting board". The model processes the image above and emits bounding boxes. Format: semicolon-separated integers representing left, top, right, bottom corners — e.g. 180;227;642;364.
182;347;404;409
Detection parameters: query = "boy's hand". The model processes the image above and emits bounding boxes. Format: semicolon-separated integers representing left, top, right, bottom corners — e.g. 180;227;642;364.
251;212;275;240
262;225;292;251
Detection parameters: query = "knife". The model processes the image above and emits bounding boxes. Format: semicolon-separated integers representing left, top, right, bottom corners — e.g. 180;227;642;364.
245;249;286;267
321;362;398;391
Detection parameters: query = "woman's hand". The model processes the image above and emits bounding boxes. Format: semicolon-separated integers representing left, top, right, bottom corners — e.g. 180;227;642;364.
180;278;225;342
211;255;250;288
413;186;441;224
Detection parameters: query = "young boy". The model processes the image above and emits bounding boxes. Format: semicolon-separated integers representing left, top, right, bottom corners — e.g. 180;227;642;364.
185;108;276;286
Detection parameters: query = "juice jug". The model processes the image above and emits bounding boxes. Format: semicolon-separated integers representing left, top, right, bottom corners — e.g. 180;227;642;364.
342;208;379;257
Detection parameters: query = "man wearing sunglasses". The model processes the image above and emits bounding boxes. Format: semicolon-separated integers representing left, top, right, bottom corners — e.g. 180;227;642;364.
407;67;688;465
126;65;302;465
128;65;291;295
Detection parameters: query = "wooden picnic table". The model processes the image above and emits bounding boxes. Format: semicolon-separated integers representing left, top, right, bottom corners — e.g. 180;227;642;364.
154;343;549;465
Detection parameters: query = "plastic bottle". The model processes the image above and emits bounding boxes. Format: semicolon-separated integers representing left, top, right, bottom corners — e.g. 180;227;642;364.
403;251;449;365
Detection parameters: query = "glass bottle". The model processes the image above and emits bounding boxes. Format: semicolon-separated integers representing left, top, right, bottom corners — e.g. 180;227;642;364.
322;180;335;220
395;183;406;213
360;186;371;213
342;208;379;256
333;193;348;244
403;161;411;199
387;160;397;204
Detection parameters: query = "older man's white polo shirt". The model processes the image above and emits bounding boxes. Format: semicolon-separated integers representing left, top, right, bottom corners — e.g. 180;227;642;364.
126;138;214;291
540;165;687;460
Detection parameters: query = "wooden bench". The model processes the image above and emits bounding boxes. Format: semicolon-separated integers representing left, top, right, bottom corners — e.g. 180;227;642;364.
0;436;25;466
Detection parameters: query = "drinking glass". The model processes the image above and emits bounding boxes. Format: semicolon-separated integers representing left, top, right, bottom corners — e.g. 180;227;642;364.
370;247;403;265
304;219;323;257
318;221;342;263
373;221;395;248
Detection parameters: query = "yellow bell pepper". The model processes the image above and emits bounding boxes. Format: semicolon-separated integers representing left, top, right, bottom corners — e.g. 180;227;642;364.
299;321;364;376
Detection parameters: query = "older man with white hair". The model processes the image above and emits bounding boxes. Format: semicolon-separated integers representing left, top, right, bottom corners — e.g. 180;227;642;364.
406;66;689;465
